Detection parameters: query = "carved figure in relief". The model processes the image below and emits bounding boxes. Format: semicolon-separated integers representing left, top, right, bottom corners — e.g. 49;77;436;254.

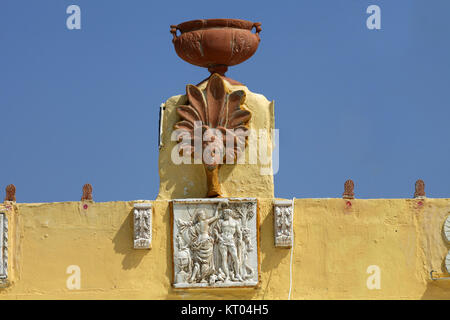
216;208;243;282
189;205;221;284
239;227;254;280
175;235;192;284
177;203;223;284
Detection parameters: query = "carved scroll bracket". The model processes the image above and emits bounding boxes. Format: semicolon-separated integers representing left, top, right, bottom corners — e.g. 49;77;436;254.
273;200;294;248
133;202;152;250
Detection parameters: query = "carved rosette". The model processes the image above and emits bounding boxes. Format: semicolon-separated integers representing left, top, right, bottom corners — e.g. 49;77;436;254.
273;200;293;248
0;213;8;285
174;74;252;197
133;203;152;249
172;198;258;288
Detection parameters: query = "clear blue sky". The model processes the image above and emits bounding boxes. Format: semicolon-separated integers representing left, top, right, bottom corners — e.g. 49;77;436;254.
1;0;449;202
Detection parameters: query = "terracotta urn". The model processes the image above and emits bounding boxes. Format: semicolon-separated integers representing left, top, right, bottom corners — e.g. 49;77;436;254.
170;19;261;83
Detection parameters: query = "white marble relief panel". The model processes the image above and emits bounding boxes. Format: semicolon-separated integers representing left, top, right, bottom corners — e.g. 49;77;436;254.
172;198;258;288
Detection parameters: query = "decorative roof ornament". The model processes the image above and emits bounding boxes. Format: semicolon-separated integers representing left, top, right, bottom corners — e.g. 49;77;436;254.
4;185;16;202
81;183;93;201
169;19;264;198
342;179;355;200
414;179;426;198
170;19;261;85
174;74;251;197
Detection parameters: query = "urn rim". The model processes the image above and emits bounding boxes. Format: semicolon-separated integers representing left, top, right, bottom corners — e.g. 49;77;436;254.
173;18;258;34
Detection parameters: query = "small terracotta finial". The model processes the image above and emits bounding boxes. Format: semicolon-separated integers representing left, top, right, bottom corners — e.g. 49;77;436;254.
4;184;16;202
343;179;355;199
81;184;93;201
414;179;426;198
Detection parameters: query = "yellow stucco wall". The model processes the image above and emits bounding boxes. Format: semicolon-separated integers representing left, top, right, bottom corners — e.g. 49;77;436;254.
0;198;449;299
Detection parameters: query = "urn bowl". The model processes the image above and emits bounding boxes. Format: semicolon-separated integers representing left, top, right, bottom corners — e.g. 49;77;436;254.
170;19;261;72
